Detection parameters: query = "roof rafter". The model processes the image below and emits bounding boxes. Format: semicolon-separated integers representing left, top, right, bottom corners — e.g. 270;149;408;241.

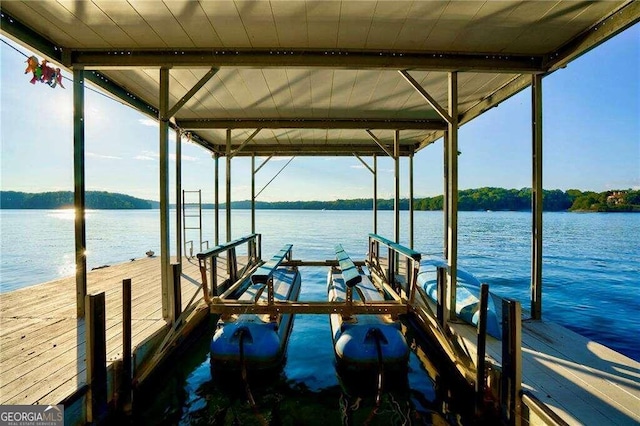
213;143;417;157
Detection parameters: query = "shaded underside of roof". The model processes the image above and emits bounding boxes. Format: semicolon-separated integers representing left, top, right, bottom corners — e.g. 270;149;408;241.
1;1;638;157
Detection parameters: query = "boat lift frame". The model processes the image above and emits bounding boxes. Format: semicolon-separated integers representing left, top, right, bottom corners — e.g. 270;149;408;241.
200;233;420;318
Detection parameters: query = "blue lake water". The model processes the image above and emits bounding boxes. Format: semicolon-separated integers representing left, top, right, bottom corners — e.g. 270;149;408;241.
1;209;639;423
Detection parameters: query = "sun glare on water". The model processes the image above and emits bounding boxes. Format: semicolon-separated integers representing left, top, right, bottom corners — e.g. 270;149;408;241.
47;208;95;221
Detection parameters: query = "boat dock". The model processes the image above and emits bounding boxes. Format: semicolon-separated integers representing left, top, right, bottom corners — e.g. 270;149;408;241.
1;1;639;424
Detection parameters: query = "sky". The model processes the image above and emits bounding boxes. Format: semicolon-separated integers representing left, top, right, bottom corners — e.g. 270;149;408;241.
1;25;638;204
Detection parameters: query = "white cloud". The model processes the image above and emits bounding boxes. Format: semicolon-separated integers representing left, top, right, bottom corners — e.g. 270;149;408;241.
257;156;294;162
350;165;365;169
170;153;198;162
139;118;158;128
87;152;121;160
134;150;198;162
134;150;157;161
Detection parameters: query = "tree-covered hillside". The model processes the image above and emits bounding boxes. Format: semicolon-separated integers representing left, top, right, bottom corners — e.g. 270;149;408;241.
1;191;154;209
225;188;639;212
2;188;638;211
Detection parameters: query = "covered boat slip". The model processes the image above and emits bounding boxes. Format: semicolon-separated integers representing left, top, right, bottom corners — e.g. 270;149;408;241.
2;1;640;425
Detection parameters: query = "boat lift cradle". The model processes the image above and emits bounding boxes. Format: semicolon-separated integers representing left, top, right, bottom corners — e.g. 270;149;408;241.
328;244;409;370
208;244;301;370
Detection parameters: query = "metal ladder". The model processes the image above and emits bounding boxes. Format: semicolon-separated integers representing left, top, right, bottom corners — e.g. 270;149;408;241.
182;190;208;258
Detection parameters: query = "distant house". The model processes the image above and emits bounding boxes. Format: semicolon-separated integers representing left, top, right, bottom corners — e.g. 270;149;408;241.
606;191;626;205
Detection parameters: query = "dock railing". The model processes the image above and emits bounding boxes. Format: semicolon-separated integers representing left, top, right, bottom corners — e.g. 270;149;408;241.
250;244;293;314
196;233;262;303
367;233;422;303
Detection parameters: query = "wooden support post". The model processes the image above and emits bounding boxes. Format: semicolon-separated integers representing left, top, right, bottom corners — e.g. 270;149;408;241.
446;72;459;322
476;283;489;414
226;129;232;242
531;74;543;320
172;263;182;324
176;130;182;266
249;238;256;262
214;153;220;246
86;292;107;423
373;154;378;234
394;130;400;244
121;279;132;413
436;266;446;327
387;246;396;291
159;67;171;320
502;298;523;426
251;154;256;234
209;256;218;297
443;129;448;258
73;68;87;318
228;247;238;285
257;234;262;261
409;153;415;249
407;259;417;303
404;258;411;296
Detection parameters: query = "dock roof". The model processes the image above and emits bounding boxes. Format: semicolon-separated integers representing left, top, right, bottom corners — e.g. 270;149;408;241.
1;1;638;156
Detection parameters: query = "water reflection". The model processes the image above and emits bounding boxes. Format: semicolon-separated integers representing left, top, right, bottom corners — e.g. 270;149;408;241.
57;253;75;276
131;314;484;425
46;208;76;221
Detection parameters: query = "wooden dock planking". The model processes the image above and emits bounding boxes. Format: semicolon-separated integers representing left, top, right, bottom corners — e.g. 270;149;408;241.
410;284;640;424
0;318;80;374
0;255;222;406
444;311;640;425
0;256;190;319
520;320;640;425
0;317;68;350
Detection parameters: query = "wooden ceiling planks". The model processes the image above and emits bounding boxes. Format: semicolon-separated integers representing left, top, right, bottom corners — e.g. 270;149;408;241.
162;1;224;48
1;0;634;156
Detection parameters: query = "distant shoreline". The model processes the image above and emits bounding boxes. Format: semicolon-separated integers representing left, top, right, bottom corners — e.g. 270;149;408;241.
2;207;639;213
2;189;639;213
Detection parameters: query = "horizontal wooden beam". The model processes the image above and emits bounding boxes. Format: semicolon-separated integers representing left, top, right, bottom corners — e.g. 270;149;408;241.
209;143;417;157
209;300;408;315
68;49;544;73
177;118;446;130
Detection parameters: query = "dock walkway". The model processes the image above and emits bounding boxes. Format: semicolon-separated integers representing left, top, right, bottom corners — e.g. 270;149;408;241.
0;256;215;406
441;303;640;425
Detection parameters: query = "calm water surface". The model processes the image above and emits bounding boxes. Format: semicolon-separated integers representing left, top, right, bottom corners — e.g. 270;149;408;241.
1;209;639;423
